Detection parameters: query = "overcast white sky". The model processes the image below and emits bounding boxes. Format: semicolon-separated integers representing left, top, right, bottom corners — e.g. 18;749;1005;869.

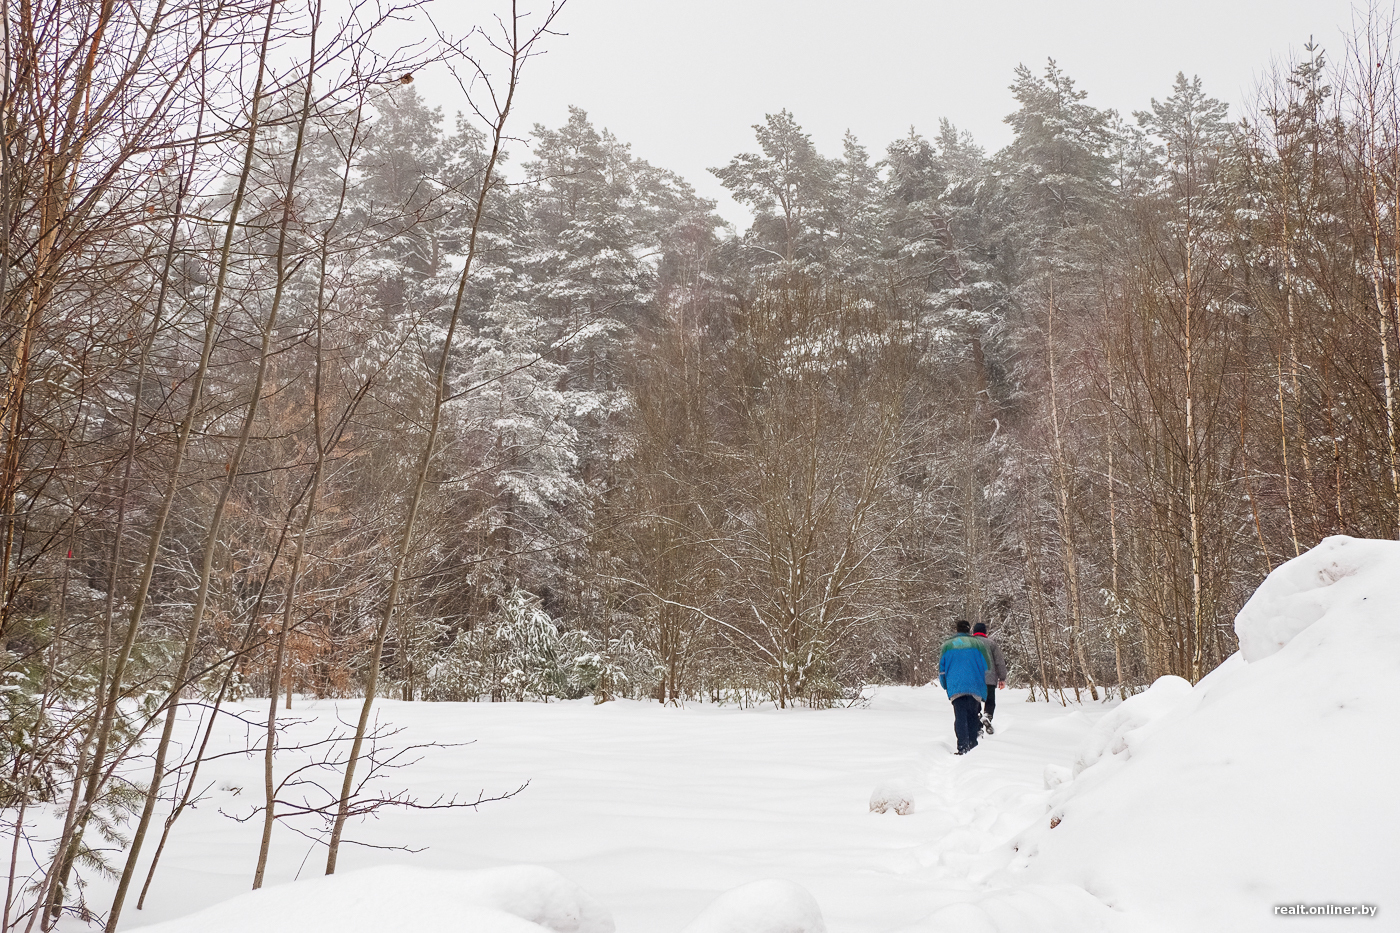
407;0;1360;225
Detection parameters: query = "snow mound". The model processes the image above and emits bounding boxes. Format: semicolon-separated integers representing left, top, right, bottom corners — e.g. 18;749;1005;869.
134;865;614;933
1071;674;1191;776
1007;536;1400;931
869;779;916;814
1234;534;1400;661
680;879;827;933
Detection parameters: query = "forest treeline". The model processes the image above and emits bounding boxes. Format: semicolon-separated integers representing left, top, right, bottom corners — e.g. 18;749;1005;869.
4;0;1400;924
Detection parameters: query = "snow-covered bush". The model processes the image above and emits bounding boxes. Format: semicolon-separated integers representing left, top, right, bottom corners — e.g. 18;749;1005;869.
422;588;560;701
422;627;490;701
569;628;656;702
493;587;564;701
422;588;656;702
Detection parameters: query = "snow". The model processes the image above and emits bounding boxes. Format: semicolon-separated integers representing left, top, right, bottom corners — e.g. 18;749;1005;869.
889;884;1135;933
30;535;1396;933
1003;534;1400;931
133;865;613;933
1069;674;1192;777
868;779;917;815
59;687;1110;933
679;879;827;933
1233;534;1398;661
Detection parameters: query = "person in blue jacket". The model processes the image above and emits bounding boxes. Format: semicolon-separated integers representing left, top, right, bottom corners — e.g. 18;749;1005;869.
938;619;993;754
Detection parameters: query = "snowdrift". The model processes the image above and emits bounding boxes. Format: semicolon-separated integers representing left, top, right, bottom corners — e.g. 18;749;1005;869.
679;879;827;933
132;864;614;933
131;864;829;933
1004;535;1400;931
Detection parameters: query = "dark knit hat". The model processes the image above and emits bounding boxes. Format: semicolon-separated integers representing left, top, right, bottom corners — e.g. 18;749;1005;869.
973;622;988;634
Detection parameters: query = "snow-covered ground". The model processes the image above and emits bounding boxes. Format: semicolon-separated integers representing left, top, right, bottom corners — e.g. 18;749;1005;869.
32;535;1398;933
95;684;1113;932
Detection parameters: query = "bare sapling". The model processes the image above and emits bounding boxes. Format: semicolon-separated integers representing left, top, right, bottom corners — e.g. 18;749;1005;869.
104;4;285;927
227;723;527;862
254;30;372;884
35;4;227;922
324;0;566;873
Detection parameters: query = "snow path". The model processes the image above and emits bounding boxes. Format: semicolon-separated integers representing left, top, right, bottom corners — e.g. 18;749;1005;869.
101;686;1113;932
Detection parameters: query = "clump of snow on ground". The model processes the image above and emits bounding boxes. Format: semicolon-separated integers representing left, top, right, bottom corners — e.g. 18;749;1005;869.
1070;674;1192;776
134;865;613;933
679;879;826;933
869;779;917;815
1000;535;1400;931
1040;764;1071;790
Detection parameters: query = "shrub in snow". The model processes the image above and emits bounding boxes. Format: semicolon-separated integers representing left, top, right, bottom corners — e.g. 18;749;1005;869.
868;780;916;814
134;864;614;933
423;588;655;702
564;626;657;702
493;587;565;700
680;879;827;933
421;600;545;702
423;628;490;701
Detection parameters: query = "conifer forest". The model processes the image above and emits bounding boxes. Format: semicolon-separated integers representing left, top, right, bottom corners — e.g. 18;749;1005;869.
2;0;1398;926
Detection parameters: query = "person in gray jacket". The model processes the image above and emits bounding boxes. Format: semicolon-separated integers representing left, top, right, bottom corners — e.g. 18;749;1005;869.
972;622;1008;735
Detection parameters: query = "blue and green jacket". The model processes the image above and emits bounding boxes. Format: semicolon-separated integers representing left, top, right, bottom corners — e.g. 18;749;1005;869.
938;634;992;700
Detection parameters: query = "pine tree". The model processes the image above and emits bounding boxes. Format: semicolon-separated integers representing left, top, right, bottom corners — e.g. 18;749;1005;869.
712;110;833;267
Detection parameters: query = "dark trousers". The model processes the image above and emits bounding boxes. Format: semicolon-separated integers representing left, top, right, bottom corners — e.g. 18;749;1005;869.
983;683;997;720
952;694;982;752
